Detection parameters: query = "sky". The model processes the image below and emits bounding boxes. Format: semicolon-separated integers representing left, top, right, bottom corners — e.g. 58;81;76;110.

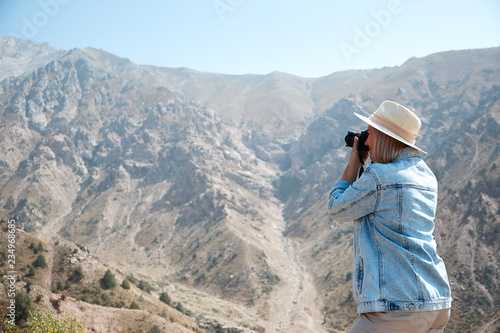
0;0;499;78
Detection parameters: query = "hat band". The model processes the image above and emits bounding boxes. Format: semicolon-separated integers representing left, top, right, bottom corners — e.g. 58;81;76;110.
369;113;417;144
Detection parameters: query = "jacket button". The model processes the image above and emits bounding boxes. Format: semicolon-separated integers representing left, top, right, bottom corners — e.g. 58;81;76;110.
419;304;424;309
408;303;415;310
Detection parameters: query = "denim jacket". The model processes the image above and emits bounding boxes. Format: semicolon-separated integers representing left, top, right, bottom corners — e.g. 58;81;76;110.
328;148;452;314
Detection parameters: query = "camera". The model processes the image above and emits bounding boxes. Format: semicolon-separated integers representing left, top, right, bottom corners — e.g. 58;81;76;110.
345;130;369;151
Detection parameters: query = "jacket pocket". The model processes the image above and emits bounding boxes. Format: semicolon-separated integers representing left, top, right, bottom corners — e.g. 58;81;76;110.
356;256;364;294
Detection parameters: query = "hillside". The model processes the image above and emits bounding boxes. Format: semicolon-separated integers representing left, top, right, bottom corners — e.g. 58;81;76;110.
0;223;200;332
0;35;499;332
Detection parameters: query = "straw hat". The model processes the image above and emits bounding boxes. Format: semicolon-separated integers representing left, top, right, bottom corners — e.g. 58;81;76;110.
354;100;426;153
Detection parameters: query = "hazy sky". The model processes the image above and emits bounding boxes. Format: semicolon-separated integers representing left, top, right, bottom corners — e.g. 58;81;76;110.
1;0;499;77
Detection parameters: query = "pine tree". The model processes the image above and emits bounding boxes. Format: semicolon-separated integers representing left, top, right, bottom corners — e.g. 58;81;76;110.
33;254;47;268
28;266;36;277
100;269;116;289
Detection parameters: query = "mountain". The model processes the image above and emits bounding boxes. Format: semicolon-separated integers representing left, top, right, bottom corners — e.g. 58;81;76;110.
0;225;201;332
0;35;499;332
0;37;64;82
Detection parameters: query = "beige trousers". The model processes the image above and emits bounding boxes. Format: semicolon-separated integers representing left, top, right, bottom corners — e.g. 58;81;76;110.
349;308;451;333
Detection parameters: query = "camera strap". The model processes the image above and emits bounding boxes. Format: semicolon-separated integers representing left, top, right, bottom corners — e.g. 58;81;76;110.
358;150;365;178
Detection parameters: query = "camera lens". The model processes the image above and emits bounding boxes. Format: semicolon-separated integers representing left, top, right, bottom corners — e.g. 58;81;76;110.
345;130;358;148
344;130;369;151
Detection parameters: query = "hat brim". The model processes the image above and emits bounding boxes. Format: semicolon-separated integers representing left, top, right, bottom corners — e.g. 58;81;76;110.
354;112;427;154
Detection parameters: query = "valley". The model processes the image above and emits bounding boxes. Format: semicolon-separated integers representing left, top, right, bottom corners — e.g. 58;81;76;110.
0;36;499;332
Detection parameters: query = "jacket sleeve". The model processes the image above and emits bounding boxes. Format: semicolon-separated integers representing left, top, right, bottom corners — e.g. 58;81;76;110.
327;171;378;222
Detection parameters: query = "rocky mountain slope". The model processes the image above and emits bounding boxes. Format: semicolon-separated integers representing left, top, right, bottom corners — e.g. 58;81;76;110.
0;35;499;332
0;224;200;332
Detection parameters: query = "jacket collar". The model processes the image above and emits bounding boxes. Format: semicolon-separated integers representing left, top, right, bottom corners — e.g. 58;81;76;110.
393;147;421;162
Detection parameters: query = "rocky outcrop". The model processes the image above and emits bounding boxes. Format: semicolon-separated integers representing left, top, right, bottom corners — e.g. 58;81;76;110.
0;35;499;332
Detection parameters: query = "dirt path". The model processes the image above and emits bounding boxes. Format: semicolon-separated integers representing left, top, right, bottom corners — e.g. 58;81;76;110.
266;237;325;332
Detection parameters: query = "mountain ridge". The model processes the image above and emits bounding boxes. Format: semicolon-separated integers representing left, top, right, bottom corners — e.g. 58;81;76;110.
0;35;499;332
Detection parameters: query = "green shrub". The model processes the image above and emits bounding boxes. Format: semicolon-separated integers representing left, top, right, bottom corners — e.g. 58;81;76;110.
175;302;188;315
100;292;111;306
64;280;71;290
100;269;116;290
32;255;47;269
0;308;18;332
121;279;131;289
0;248;7;261
126;274;137;284
27;310;84;332
27;266;36;277
137;280;151;293
149;325;162;333
159;292;171;306
68;266;84;283
16;292;33;322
